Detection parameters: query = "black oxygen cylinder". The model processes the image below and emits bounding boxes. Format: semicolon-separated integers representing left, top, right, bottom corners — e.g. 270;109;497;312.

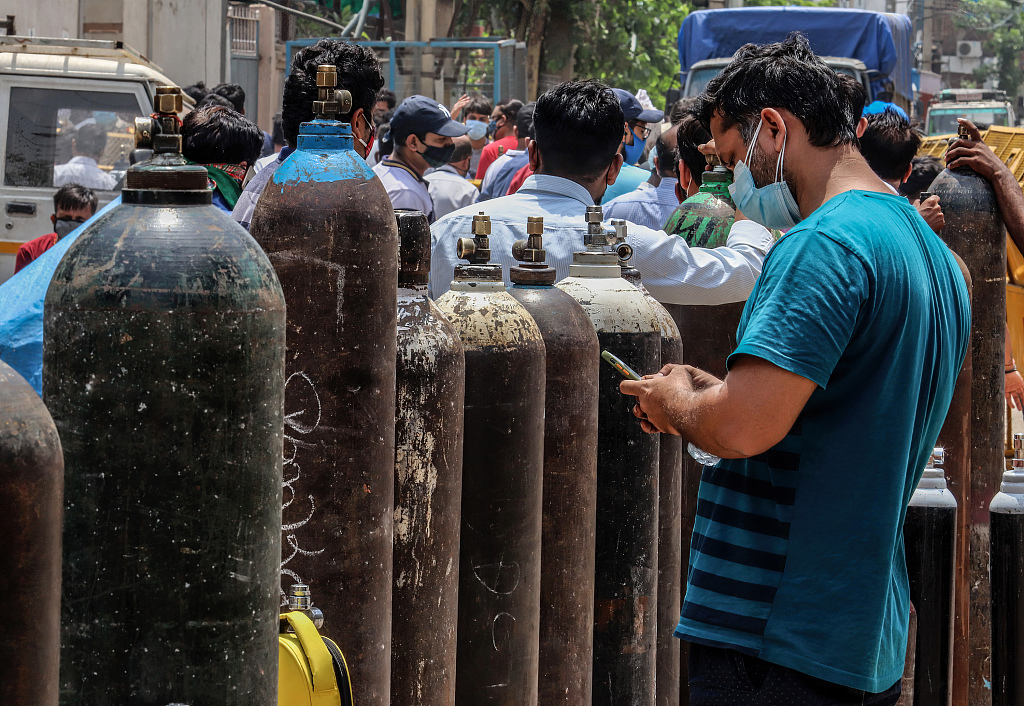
557;206;662;706
930;122;1006;705
990;434;1024;706
904;448;957;706
249;66;399;705
0;361;63;706
658;174;742;706
435;213;546;706
508;217;600;705
391;210;466;706
621;254;684;706
44;87;286;706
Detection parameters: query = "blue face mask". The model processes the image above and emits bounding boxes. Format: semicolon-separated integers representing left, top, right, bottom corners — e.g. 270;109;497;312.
728;119;801;230
622;127;645;166
486;119;498;138
465;119;488;141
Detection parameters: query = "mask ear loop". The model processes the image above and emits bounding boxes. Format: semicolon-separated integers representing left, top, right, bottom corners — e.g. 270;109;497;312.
745;119;763;165
775;123;787;184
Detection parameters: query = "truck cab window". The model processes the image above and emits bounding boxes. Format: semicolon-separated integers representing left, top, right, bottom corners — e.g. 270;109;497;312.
5;88;143;191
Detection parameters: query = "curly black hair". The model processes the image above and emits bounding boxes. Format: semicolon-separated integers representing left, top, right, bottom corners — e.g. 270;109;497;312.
282;39;384;147
695;33;857;149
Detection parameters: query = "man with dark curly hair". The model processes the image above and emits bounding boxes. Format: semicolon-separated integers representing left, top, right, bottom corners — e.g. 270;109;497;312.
232;39;383;230
621;34;970;705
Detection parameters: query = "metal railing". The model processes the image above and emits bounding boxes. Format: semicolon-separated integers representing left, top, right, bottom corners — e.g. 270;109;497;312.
285;37;528;105
229;3;260;58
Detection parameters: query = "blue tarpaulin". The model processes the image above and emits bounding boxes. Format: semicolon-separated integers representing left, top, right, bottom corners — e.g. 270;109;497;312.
0;197;121;395
678;7;913;104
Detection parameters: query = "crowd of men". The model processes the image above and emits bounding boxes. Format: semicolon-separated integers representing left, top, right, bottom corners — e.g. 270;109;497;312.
11;31;1024;706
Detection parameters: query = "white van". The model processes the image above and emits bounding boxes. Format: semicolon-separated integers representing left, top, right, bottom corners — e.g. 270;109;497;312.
0;37;187;283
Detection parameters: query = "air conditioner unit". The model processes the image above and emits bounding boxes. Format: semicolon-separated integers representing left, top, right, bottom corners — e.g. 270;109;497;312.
958;41;983;58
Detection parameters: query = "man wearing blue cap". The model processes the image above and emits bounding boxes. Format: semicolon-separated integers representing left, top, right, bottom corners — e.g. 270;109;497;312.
601;88;664;204
373;95;470;222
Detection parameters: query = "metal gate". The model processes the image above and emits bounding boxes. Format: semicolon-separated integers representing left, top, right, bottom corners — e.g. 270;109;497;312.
228;3;260;118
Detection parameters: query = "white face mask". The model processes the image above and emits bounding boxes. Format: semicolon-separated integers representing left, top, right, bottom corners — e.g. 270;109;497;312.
464;119;488;141
728;119;802;230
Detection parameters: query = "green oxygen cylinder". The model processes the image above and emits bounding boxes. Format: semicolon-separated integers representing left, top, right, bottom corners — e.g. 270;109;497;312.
662;154;735;248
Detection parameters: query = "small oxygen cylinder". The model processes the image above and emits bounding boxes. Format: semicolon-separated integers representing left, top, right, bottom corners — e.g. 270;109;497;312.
508;217;600;705
990;435;1024;706
249;65;399;706
435;213;546;706
45;87;285;705
619;247;684;706
557;206;662;706
0;361;63;706
930;123;1006;706
904;447;957;706
391;210;466;705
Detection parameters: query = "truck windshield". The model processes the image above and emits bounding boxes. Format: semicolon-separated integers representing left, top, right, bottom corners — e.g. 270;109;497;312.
928;108;1009;135
685;68;721;97
5;87;144;192
686;64;860;98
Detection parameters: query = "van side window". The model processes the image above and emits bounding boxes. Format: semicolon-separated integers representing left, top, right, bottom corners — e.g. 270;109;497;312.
5;88;143;191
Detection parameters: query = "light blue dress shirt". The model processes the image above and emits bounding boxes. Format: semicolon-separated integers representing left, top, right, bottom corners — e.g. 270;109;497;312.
429;174;772;304
604;177;681;231
600;163;652;204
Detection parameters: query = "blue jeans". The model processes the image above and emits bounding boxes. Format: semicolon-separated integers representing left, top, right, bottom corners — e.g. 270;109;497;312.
688;644;902;706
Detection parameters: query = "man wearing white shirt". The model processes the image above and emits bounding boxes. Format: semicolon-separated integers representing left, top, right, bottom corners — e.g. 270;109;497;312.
425;136;479;220
373;95;470;222
429;80;772;302
604;123;681;230
53;124;118;191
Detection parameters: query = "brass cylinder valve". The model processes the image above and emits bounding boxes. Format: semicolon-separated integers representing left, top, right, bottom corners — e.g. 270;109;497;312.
457;213;493;264
512;217;546;263
314;65;353;120
134;86;184;156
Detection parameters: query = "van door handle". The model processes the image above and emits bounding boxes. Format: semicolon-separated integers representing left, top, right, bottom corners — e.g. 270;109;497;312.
5;201;36;216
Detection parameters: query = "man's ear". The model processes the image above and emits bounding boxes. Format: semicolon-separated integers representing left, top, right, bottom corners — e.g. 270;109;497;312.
351;107;366;130
51;213;57;226
405;133;420;151
902;162;913;185
677;159;693;198
528;140;541;172
760;107;787;153
605;152;625;186
856;116;868;139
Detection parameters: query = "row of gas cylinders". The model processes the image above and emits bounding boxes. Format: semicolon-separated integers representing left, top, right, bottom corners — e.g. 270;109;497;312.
0;87;701;706
1;86;1022;706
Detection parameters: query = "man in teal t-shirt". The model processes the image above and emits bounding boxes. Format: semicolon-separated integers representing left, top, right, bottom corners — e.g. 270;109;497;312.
621;36;970;705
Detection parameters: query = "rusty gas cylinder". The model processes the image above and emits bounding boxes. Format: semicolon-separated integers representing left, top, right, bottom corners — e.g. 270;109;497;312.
620;248;684;706
0;361;63;706
435;212;546;706
44;87;285;705
508;217;600;705
929;122;1006;705
391;210;466;706
557;206;662;706
249;66;399;706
